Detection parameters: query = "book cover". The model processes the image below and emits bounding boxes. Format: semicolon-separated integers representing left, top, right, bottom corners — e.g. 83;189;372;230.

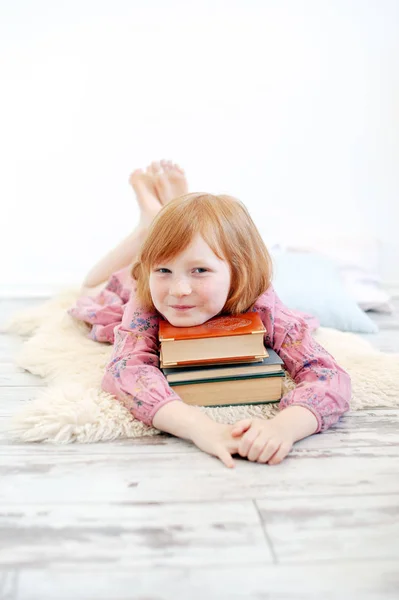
162;348;283;375
171;374;284;406
161;348;284;382
168;370;285;387
160;348;268;368
159;311;266;342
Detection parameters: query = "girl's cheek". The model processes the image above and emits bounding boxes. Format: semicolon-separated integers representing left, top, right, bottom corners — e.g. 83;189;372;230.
153;281;167;296
195;280;212;295
199;282;222;303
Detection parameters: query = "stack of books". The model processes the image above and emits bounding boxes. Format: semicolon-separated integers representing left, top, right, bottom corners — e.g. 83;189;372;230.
159;312;285;407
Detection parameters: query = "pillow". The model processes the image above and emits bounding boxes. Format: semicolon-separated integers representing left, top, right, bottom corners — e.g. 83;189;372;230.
338;274;394;313
269;233;393;314
270;250;379;334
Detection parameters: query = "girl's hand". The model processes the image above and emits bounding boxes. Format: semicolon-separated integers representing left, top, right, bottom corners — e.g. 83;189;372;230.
190;420;243;469
230;417;294;465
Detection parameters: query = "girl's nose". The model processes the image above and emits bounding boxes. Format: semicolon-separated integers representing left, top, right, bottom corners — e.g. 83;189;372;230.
169;279;192;296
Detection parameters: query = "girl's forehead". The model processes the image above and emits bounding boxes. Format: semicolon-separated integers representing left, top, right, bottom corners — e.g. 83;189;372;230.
152;247;224;267
150;231;228;267
160;234;218;259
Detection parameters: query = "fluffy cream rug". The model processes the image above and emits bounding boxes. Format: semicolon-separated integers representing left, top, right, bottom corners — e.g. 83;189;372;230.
3;288;399;444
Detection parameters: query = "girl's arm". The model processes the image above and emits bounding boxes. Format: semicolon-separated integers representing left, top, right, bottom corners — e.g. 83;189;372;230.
151;400;213;438
254;286;352;433
68;269;180;425
267;404;318;440
152;400;245;468
69;274;245;467
100;291;183;427
230;288;351;464
274;309;351;433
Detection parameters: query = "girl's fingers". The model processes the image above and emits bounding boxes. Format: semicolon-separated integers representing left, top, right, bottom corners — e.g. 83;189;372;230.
256;439;283;464
238;429;260;458
231;419;252;436
218;449;235;469
267;442;292;465
247;434;277;461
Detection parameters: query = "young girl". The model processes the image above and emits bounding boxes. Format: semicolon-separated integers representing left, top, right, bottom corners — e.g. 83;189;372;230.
68;159;351;468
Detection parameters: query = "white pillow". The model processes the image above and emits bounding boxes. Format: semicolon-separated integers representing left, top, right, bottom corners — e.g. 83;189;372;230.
269;233;393;314
340;277;394;313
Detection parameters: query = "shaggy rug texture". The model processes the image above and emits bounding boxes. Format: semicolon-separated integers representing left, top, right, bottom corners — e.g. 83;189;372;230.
3;288;399;444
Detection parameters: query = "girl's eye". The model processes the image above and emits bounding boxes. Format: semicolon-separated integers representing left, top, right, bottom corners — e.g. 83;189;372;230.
155;268;207;274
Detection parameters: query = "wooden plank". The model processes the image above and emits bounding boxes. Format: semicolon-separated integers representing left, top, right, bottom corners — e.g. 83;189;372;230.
0;408;398;452
0;500;271;568
0;450;398;504
0;423;191;455
256;494;399;563
3;561;399;600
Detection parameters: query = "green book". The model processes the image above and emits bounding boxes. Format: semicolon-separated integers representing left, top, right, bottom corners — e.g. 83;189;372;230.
161;347;284;385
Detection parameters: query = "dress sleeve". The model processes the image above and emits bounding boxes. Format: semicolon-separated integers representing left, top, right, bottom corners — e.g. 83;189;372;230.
253;286;351;433
100;286;183;427
67;267;183;426
66;267;132;344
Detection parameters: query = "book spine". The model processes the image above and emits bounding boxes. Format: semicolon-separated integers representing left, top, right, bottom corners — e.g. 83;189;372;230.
168;372;285;386
160;329;266;342
161;354;267;368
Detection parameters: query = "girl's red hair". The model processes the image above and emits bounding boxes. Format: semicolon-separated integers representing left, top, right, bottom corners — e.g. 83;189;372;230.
131;193;273;314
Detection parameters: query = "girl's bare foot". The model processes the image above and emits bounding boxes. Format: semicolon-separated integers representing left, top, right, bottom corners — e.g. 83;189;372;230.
147;160;189;206
128;169;163;229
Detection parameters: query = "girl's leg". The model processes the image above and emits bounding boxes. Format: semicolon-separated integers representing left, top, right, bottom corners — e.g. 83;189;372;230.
81;224;147;292
81;160;188;293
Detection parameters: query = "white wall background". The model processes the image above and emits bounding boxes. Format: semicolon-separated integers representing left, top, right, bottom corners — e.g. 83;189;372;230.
1;0;398;295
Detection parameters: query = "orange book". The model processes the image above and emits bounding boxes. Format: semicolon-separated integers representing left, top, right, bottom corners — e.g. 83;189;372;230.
159;312;268;367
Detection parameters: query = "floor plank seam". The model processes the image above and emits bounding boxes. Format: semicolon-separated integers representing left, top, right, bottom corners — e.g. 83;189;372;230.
252;499;278;565
0;569;19;600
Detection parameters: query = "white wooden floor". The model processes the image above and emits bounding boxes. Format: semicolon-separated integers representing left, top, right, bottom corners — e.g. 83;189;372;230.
1;297;399;600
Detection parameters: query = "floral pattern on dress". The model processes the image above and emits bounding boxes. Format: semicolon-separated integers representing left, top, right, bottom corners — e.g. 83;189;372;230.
128;311;159;333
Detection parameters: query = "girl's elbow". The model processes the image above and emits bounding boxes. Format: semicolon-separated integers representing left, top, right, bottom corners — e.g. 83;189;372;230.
343;372;352;413
336;366;351;413
101;370;116;397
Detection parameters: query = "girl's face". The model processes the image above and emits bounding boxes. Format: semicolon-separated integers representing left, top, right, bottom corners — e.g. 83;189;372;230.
149;233;232;327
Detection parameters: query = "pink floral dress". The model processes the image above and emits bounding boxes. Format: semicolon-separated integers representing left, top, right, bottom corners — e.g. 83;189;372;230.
67;266;351;431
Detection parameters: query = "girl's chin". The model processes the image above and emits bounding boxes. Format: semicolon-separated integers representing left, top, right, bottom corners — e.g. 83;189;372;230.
157;306;217;326
167;311;210;327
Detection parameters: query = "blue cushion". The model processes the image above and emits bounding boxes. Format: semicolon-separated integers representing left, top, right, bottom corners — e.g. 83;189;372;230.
271;251;378;333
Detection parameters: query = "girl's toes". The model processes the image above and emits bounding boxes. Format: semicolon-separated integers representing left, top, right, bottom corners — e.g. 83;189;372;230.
154;172;171;205
129;168;144;187
173;163;185;175
150;160;162;175
155;171;169;190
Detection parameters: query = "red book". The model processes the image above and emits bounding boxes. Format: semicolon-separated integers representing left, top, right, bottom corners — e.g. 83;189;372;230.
159;312;268;368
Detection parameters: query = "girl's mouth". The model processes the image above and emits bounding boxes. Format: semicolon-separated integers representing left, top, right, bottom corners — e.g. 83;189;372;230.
171;305;195;311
